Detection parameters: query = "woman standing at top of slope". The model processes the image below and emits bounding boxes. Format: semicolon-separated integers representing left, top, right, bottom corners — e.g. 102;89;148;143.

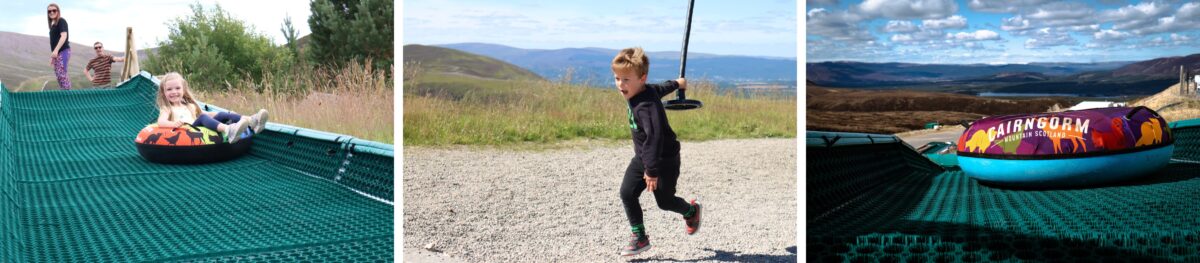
47;3;72;90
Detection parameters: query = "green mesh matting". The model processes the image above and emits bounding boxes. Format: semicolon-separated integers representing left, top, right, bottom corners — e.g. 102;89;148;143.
0;73;393;262
808;128;1200;262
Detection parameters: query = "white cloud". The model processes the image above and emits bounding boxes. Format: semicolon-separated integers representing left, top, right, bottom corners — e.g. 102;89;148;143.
1000;1;1193;38
807;38;893;61
883;20;918;33
948;30;999;41
1131;2;1200;35
807;8;827;17
1093;29;1132;41
890;34;914;42
886;16;974;44
857;0;958;19
967;0;1053;13
1024;28;1076;49
1026;2;1095;27
807;8;874;42
889;28;947;43
1104;1;1171;32
923;15;966;30
1171;33;1191;43
1062;24;1100;32
1001;15;1032;31
1131;33;1199;48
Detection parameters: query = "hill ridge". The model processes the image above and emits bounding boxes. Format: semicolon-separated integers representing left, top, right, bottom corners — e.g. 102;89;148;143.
403;44;544;81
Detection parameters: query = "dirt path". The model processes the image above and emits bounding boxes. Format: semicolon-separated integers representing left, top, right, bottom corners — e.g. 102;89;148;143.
403;139;797;262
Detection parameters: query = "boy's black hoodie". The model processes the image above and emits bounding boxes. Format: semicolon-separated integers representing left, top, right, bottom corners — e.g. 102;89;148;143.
627;80;682;178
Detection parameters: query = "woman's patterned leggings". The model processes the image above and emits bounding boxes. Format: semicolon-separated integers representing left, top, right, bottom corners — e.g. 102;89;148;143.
52;49;71;90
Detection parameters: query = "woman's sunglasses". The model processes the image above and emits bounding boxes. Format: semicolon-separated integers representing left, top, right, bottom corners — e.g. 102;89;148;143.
94;46;103;50
47;9;58;14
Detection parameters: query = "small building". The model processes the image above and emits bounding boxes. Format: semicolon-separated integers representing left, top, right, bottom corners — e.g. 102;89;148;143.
1068;101;1126;111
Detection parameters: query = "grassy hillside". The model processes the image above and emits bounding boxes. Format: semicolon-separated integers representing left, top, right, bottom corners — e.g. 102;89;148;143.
403;44;543;81
1129;83;1200;123
1;31;151;91
404;71;795;146
807;85;1075;134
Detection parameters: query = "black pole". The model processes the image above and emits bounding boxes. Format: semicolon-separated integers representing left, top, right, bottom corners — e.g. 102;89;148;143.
663;0;702;110
686;0;696;79
678;0;694;98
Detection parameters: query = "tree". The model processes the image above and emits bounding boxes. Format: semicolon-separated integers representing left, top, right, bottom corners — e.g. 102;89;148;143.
281;14;300;60
145;3;293;91
307;0;393;72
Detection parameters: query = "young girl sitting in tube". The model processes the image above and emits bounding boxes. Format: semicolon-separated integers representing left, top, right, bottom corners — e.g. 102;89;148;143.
155;72;268;143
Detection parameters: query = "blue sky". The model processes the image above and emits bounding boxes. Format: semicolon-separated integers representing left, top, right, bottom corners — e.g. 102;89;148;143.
0;0;312;50
404;0;798;58
806;0;1200;64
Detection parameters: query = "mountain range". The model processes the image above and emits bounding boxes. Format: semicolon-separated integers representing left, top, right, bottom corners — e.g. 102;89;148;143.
435;42;797;87
806;61;1135;87
807;54;1200;96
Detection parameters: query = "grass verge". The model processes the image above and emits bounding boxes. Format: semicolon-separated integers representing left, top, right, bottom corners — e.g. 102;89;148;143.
404;71;795;147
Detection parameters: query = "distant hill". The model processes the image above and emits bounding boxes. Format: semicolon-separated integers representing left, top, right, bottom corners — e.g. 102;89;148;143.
805;61;1132;87
970;72;1051;82
0;31;151;90
1109;53;1200;78
403;44;544;81
806;83;1075;134
806;54;1200;96
436;42;796;86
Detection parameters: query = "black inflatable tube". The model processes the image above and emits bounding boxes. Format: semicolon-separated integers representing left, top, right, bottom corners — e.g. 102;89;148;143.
136;137;254;164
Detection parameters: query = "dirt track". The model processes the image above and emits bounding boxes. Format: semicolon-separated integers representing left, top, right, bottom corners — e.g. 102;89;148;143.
403;139;797;262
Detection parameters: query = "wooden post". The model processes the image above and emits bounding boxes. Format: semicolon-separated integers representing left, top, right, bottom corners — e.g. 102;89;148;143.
119;27;140;82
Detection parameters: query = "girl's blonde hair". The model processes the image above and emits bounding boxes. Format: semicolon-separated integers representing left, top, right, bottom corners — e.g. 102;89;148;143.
156;72;202;121
47;3;61;29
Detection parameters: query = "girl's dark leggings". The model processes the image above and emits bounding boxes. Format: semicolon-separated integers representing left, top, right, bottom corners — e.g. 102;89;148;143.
192;112;242;131
620;156;691;228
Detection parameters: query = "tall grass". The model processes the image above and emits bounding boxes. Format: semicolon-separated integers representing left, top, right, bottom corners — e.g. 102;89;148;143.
196;61;394;143
403;64;795;146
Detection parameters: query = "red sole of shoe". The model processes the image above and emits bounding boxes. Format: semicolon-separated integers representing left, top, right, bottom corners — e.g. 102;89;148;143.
621;245;652;257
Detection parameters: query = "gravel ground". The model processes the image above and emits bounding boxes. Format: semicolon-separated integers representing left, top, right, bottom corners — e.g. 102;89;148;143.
403;139;797;262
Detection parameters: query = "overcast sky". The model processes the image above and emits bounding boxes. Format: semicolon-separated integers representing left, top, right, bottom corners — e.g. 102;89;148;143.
0;0;311;51
806;0;1200;64
404;0;798;58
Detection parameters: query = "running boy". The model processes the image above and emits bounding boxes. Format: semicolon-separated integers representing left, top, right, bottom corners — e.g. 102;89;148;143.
612;47;702;257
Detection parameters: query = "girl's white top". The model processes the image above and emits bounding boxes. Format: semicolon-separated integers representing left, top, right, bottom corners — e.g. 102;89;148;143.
171;104;197;124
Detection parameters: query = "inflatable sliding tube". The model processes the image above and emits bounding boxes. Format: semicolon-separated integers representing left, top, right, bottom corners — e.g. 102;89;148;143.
134;123;254;164
956;106;1173;187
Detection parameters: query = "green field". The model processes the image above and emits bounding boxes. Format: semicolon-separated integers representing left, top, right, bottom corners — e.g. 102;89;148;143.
403;72;795;146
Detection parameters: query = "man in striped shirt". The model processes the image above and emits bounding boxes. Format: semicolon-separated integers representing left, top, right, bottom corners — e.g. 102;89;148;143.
84;41;125;87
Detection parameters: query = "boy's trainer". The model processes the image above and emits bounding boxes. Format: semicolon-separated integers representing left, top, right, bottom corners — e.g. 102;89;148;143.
685;199;702;235
620;233;651;256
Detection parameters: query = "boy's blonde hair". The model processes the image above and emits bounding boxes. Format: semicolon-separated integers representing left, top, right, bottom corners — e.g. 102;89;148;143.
612;47;649;77
156;72;202;121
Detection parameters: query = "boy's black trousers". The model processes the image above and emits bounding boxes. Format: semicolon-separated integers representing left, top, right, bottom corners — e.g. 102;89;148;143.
620;156;691;228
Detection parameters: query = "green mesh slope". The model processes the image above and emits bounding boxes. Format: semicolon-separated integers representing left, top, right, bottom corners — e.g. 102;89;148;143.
0;73;393;262
808;128;1200;262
